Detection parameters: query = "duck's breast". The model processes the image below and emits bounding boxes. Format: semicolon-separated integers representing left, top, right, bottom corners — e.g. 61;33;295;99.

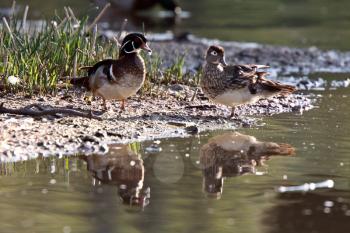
97;73;145;100
213;87;261;106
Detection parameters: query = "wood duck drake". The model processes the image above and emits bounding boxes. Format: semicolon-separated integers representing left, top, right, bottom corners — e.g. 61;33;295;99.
81;144;149;207
201;45;296;117
71;32;152;112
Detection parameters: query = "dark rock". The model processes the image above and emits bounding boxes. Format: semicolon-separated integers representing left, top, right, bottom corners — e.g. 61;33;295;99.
99;143;109;154
95;130;107;138
106;131;123;138
37;141;44;146
185;125;199;135
167;121;187;127
81;135;98;143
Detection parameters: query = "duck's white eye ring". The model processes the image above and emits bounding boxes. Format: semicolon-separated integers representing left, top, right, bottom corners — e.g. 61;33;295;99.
211;51;218;56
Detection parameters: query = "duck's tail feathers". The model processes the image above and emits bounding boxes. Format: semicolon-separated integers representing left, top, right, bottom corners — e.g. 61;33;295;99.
260;142;295;156
259;78;296;96
70;76;90;89
252;64;270;70
256;71;269;78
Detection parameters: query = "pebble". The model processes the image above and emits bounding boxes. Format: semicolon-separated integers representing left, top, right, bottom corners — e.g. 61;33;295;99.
185;125;199;134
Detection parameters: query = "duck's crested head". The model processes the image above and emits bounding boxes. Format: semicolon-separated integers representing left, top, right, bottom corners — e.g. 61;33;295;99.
120;32;152;56
205;45;227;66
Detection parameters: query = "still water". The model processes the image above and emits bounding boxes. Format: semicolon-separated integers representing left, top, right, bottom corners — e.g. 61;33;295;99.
1;0;350;50
0;76;349;233
1;0;350;232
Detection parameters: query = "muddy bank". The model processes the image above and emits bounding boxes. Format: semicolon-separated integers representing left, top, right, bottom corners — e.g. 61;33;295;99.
0;86;313;162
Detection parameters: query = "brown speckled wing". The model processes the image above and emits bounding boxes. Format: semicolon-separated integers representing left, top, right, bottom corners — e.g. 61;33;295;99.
223;65;257;90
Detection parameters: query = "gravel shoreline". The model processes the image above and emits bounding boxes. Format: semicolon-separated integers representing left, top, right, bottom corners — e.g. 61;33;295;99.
0;87;313;162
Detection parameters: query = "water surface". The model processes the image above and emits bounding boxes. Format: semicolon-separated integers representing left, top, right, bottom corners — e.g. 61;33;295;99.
1;1;350;231
1;73;349;233
1;0;350;50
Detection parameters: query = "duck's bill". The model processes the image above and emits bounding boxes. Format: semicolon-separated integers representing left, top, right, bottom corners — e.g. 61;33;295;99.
141;43;152;55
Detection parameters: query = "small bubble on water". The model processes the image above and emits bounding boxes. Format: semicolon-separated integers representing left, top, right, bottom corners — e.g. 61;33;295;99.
340;162;344;166
130;160;136;166
63;226;72;233
309;183;316;190
326;180;335;188
49;179;57;185
41;188;48;194
175;156;179;159
283;175;288;180
195;160;200;164
324;200;334;207
302;209;312;215
185;153;190;157
324;207;331;214
153;140;161;144
255;171;265;176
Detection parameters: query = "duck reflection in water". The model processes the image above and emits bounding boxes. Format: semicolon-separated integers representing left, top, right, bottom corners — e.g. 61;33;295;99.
82;144;150;208
95;0;183;30
200;132;295;199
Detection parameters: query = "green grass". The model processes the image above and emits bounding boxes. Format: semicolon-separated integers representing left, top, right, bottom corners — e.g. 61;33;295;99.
0;6;201;95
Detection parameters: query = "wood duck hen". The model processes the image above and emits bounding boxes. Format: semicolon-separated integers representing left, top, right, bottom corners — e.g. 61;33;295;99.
200;132;295;198
201;45;296;117
71;32;152;112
